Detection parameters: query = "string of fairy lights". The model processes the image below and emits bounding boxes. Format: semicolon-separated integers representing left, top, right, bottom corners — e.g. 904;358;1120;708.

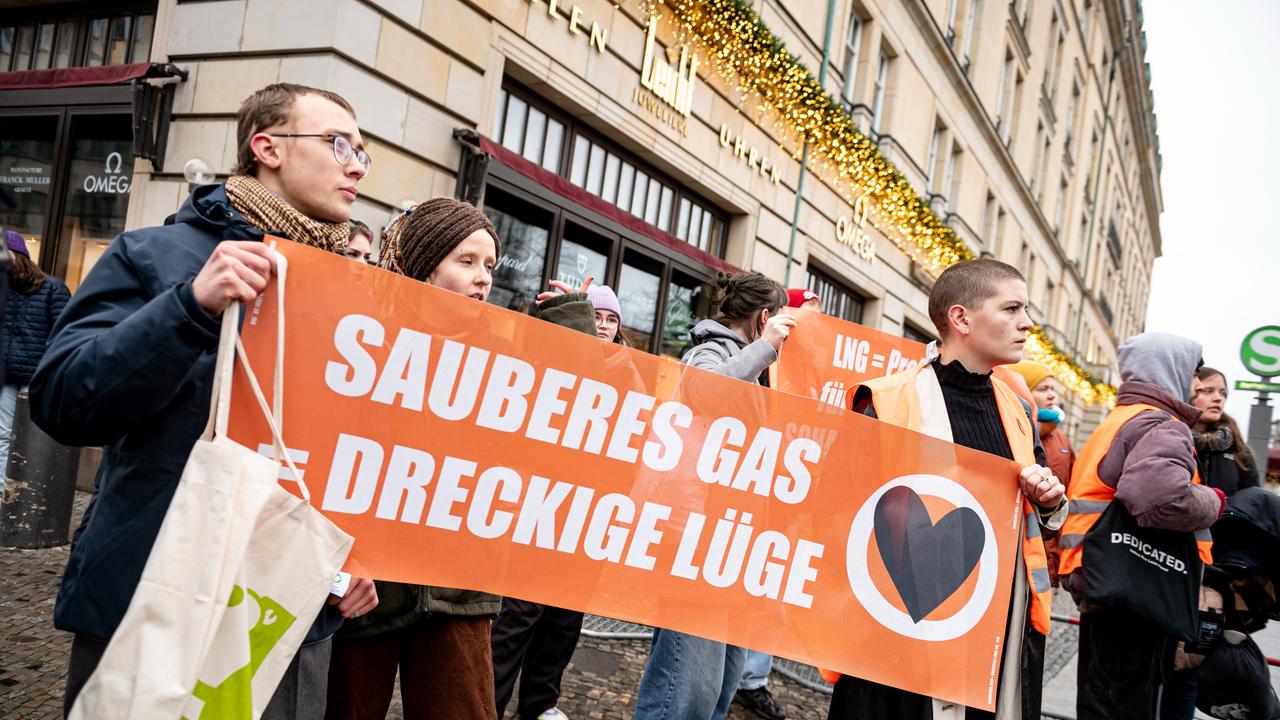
642;0;1116;405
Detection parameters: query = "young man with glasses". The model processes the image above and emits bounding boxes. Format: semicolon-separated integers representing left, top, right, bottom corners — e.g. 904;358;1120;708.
31;83;377;719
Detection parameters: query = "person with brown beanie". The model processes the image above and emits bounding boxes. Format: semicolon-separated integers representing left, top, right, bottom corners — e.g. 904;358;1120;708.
32;82;377;720
326;196;503;720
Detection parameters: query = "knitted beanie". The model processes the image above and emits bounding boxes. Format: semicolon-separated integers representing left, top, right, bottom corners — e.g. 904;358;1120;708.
1006;360;1053;392
587;285;623;320
396;197;501;281
5;230;29;258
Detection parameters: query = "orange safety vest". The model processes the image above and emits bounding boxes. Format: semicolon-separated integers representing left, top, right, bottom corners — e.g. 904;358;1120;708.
819;362;1055;685
1057;403;1213;578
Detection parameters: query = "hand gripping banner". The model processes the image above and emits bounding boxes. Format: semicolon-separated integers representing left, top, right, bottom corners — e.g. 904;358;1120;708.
229;239;1025;710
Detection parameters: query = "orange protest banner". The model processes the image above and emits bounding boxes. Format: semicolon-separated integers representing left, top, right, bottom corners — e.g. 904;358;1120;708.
772;308;930;408
229;239;1025;710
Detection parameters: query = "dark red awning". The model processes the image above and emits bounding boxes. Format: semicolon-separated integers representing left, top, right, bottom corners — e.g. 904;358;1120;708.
0;62;186;91
477;135;738;274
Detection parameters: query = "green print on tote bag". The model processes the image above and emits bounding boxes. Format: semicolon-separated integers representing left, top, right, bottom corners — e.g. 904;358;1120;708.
185;586;298;720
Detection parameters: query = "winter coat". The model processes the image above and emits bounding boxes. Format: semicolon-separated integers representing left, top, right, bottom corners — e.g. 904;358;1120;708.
30;183;342;644
1041;427;1075;493
682;319;777;383
1194;426;1260;497
3;276;70;386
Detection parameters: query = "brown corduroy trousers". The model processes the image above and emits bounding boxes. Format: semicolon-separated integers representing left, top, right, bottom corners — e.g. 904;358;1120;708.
325;614;498;720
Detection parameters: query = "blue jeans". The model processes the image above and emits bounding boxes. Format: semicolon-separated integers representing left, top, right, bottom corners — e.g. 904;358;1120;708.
1159;668;1198;720
739;650;773;691
634;628;746;720
0;385;22;494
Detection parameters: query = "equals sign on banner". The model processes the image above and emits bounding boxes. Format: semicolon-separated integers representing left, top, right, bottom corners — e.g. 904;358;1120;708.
870;353;885;370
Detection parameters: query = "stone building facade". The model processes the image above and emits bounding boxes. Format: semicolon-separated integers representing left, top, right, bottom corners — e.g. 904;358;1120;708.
0;0;1164;434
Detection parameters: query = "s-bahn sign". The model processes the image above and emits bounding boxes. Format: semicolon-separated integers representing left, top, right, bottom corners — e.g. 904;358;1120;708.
1240;325;1280;378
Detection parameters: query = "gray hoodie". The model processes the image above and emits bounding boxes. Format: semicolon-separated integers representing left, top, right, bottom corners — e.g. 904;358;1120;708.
1117;331;1202;402
682;319;778;383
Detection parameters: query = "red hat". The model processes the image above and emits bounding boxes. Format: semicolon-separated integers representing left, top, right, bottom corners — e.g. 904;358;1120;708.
787;288;819;308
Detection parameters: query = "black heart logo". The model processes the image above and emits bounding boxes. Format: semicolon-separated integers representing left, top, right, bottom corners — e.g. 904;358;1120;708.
873;486;985;623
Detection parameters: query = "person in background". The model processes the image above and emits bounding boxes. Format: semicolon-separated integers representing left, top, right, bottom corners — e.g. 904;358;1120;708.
1007;360;1076;588
634;271;794;720
32;82;378;719
487;281;629;720
1159;366;1262;720
327;197;502;720
0;231;70;488
787;288;821;312
1190;367;1260;496
1058;332;1223;720
732;287;821;720
344;220;373;263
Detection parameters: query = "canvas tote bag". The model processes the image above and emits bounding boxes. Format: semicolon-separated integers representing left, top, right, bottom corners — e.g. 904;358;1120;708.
70;252;353;719
1082;499;1202;641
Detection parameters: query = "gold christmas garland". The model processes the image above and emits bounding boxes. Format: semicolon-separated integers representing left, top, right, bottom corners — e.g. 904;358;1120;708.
647;0;1115;404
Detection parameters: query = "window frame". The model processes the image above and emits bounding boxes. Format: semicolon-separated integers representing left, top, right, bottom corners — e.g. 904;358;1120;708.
871;46;891;136
0;0;156;72
494;81;729;259
840;10;864;107
805;264;866;324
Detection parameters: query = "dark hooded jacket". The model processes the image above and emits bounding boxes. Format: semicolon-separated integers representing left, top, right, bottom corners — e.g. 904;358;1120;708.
30;183;342;644
1194;425;1261;497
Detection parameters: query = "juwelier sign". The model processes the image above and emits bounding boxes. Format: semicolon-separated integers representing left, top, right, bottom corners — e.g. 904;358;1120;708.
633;11;698;136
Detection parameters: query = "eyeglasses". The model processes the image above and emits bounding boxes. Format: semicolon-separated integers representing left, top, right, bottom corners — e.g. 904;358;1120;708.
268;133;371;172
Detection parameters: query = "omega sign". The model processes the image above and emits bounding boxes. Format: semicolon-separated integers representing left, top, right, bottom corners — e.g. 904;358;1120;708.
834;194;875;261
83;152;131;195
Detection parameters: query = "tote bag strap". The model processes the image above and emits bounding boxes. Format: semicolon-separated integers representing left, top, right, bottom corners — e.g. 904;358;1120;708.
201;249;311;500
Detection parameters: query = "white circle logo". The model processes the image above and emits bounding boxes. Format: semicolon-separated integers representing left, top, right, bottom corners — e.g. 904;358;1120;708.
845;474;998;641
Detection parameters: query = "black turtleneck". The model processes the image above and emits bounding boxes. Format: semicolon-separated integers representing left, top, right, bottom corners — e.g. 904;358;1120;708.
934;359;1013;461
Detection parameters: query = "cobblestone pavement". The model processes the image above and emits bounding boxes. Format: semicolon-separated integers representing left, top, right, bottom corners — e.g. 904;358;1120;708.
4;492;1088;720
0;492;86;720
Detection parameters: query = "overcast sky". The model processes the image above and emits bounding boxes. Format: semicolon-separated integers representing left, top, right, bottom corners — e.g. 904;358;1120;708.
1141;0;1279;426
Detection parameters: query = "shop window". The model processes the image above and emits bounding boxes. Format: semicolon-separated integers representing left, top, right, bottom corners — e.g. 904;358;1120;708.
662;270;706;359
806;266;865;323
556;221;611;289
482;177;715;357
617;249;663;351
0;115;58;265
59;113;133;292
483;186;552;314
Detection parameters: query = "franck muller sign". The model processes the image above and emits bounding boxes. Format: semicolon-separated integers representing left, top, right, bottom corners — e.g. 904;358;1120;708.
633;12;698;136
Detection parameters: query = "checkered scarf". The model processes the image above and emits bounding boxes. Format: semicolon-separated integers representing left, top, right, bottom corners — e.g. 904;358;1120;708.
224;174;351;252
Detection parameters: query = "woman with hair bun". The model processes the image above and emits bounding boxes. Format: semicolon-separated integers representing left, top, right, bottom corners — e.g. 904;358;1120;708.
633;270;794;720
